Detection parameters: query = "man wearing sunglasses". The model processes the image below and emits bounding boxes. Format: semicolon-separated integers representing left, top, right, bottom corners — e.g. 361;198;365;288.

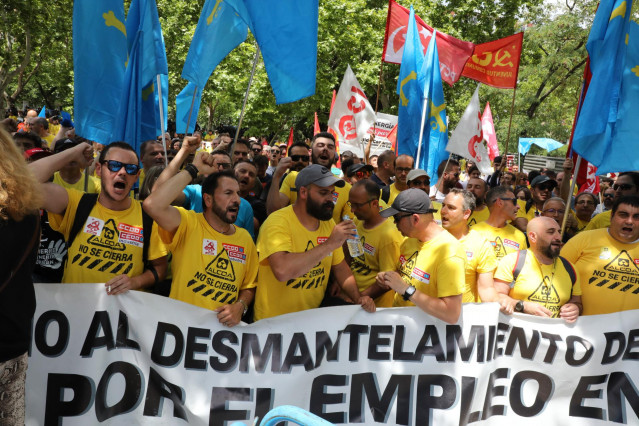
586;172;639;231
254;164;376;321
30;141;168;293
430;159;461;202
375;189;465;324
471;186;528;260
153;136;255;239
345;163;373;184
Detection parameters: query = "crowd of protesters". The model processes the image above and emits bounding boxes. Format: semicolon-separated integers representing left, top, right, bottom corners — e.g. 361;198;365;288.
2;108;639;423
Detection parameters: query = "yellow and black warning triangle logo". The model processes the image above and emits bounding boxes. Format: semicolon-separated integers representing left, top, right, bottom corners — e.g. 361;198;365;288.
603;250;639;276
87;218;126;251
468;218;477;227
529;276;560;304
401;251;418;276
205;248;236;281
493;236;506;258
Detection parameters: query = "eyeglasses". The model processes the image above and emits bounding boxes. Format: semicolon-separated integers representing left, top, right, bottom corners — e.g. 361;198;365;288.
499;197;518;205
348;199;376;209
102;160;140;175
216;162;232;170
613;183;635;191
396;167;412;173
393;213;412;223
543;208;565;215
576;200;595;206
410;179;430;186
291;155;310;162
234;151;248;157
603;193;615;198
536;183;554;191
251;148;262;153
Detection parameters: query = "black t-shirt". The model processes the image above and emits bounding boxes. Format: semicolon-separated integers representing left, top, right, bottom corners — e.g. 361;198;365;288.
33;210;66;282
0;213;39;362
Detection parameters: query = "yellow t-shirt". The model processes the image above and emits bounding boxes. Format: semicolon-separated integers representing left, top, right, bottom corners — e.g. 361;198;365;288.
393;231;465;307
53;172;101;194
571;212;590;233
42;133;55;148
139;168;146;189
495;250;581;318
517;199;533;221
159;208;257;311
387;183;402;205
431;201;443;225
459;230;498;303
279;171;351;223
254;205;345;320
49;188;167;283
471;221;527;260
561;228;639;315
585;210;611;231
467;206;490;228
350;218;404;307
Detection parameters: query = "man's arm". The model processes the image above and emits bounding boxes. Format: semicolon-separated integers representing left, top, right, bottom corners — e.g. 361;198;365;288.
267;221;355;282
144;151;218;234
559;295;582;323
266;157;293;214
29;142;94;214
105;255;168;295
214;288;256;327
332;260;375;312
482;275;517;314
152;135;201;206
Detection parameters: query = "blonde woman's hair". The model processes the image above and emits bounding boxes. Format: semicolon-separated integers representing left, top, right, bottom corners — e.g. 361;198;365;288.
0;128;42;221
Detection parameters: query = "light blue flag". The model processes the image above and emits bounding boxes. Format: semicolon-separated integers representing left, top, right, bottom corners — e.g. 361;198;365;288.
396;7;425;164
181;0;248;88
38;106;46;118
572;0;636;174
418;30;448;183
226;0;319;104
175;82;203;134
519;138;564;156
73;0;127;143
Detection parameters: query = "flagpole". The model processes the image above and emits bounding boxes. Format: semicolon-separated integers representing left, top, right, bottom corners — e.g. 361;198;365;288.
503;86;517;158
157;74;168;167
231;44;261;156
185;86;198;137
415;90;430;168
561;155;581;236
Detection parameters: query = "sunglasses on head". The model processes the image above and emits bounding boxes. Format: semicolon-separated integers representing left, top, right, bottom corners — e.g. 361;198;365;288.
291;155;310;162
102;160;140;175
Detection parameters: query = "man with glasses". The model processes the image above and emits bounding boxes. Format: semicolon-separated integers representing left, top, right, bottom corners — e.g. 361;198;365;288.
471;186;528;260
346;180;403;307
586;172;639;230
522;175;558;221
250;141;263;159
30;141;168;291
430;159;461;202
265;145;279;176
345;163;373;184
571;192;597;232
375;189;465;324
153;135;255;238
407;169;443;225
381;154;413;204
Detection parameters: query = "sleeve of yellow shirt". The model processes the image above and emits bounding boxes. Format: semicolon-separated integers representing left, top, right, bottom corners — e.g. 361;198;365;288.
240;237;259;290
256;211;295;261
148;222;168;260
48;187;84;240
476;238;498;274
559;231;584;264
158;206;190;250
378;236;402;273
331;246;345;266
494;251;519;284
279;173;294;201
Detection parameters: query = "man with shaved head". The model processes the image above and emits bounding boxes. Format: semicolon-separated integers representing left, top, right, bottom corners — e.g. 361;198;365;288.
494;217;582;322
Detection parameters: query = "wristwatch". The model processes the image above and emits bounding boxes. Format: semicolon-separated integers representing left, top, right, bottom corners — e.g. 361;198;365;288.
515;300;524;312
402;285;417;301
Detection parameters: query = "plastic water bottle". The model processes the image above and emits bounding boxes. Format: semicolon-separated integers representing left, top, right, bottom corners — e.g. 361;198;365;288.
343;215;364;257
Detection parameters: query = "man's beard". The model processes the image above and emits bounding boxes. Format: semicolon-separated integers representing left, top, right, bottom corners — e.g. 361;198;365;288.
541;242;560;259
312;151;333;168
306;195;334;221
212;203;239;224
291;162;306;172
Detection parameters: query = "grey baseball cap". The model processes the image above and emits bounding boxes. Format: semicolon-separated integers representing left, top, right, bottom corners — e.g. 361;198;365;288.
406;169;429;183
296;164;345;188
380;188;437;217
530;175;557;188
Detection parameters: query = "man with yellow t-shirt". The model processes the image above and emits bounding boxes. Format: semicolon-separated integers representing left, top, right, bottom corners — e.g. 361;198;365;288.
267;133;351;223
586;172;639;231
466;177;490;228
472;186;528;260
51;138;101;193
347;179;403;307
381;154;413;205
254;164;376;321
377;189;465;324
440;189;510;310
561;196;639;315
30;141;168;292
144;157;257;327
495;217;582;322
406;169;443;225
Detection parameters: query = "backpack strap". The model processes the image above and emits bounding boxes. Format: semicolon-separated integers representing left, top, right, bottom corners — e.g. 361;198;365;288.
381;186;391;204
141;203;152;265
68;193;99;249
510;249;527;288
558;256;577;286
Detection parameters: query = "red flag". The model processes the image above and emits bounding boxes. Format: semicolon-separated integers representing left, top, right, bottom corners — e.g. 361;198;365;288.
481;102;499;161
387;124;398;152
382;0;474;86
462;32;523;89
287;126;294;148
313;112;320;135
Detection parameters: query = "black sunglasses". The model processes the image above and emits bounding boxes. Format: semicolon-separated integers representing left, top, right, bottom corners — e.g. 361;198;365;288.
613;183;635;191
393;213;412;223
102;160;140;175
536;183;554;191
291;155;310;162
500;197;518;205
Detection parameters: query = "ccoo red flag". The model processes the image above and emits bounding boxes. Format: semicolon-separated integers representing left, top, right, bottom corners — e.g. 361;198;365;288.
462;33;523;89
314;112;320;135
287;126;294;148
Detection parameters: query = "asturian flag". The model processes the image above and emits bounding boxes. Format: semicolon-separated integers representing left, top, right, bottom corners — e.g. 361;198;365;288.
327;65;376;158
446;85;492;174
482;102;499;161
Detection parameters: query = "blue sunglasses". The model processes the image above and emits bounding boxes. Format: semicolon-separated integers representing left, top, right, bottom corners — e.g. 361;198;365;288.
102;160;140;175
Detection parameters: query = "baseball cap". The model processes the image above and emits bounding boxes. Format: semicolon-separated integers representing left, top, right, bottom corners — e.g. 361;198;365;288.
380;188;437;217
24;147;53;161
295;164;345;188
346;163;374;177
406;169;428;183
530;175;557;188
53;138;79;154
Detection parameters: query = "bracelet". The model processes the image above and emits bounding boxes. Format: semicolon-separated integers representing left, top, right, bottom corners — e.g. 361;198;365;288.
184;163;199;180
238;299;248;315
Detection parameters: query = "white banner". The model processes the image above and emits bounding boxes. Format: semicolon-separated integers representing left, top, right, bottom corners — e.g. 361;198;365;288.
27;285;639;425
